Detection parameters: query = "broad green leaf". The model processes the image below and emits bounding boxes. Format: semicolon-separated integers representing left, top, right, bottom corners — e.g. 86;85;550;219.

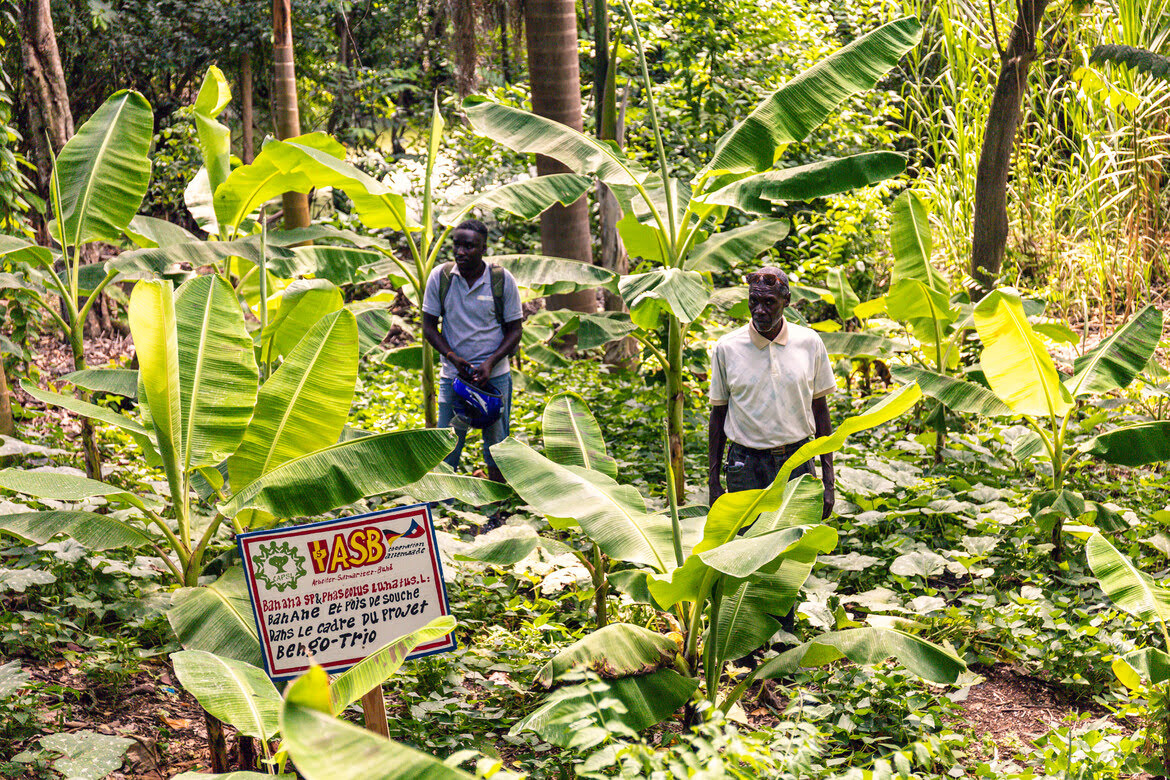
0;661;29;698
493;438;674;571
55;90;153;247
817;331;903;358
60;368;138;399
542;393;618;479
0;568;56;592
491;255;619;295
175;275;259;470
0;235;53;266
1086;532;1170;626
1033;320;1079;345
974;289;1071;418
453;532;573;565
0;469;155;512
1113;647;1170;690
129;281;185;503
825;268;859;321
555;312;640;351
755;627;964;684
889;191;946;292
464;96;648;187
193;66;232;196
514;670;698;746
20;380;151;441
398;468;512;504
1091;44;1170;82
700;524;836;580
39;731;134;780
1088;422;1170;467
715;565;810;662
890;550;948;578
1066;304;1163;397
889;365;1011;417
110;237;297;281
171;650;280;740
703;152;907;214
617;209;670;264
169;566;262;666
380;345;434;370
227;309;358;492
702;17;923;176
262;279;345;360
684;219;789;272
0;511;155;550
330;616;457;712
124;215;200;249
619;268;710;328
281;668;473;779
885;279;956;333
222;429;457;517
270;246;384;286
536;623;678;688
440;173;593;224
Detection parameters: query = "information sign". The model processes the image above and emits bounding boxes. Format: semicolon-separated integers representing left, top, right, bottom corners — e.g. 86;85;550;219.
237;503;455;680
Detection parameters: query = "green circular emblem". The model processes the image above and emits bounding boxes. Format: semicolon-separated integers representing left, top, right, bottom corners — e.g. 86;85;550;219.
253;541;307;592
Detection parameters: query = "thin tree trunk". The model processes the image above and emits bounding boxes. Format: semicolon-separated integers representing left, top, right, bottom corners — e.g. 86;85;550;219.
273;0;310;230
20;0;74;211
451;0;477;97
0;361;15;439
241;51;254;164
526;0;596;313
970;0;1050;295
499;1;510;84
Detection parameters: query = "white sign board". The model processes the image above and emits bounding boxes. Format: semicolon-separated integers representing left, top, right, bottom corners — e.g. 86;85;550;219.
237;503;456;680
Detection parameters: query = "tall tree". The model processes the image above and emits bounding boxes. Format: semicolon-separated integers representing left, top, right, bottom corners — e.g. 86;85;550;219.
970;0;1051;294
525;0;597;313
273;0;310;230
19;0;73;217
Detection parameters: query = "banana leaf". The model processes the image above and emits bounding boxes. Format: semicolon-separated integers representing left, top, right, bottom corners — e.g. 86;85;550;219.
889;191;946;292
1086;532;1170;626
825;268;859;321
330;616;457;712
0;511;155;550
817;331;904;358
754;626;965;684
535;623;679;688
1087;422;1170;467
171;650;280;741
619;268;710;328
261;280;344;361
1065;304;1162;397
542;393;618;479
701;16;923;177
703;152;906;214
55;90;153;247
169;566;262;665
889;365;1011;417
491;254;619;295
192;66;232;196
0;469;158;512
60;368;138;399
439;173;593;224
974;289;1071;418
129;281;185;505
684;219;790;272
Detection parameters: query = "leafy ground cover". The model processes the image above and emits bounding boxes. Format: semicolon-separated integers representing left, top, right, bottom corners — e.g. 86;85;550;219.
3;320;1168;778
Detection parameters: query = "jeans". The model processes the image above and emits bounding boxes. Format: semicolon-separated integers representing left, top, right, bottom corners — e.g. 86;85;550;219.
437;373;512;472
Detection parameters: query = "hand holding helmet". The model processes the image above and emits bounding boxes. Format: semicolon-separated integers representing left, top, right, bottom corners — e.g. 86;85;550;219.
452;375;504;429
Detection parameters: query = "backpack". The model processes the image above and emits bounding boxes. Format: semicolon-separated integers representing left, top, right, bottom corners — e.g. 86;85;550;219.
438;262;518;356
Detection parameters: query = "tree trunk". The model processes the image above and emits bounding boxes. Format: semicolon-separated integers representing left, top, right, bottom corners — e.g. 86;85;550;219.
0;361;15;439
20;0;74;210
970;0;1050;295
525;0;596;313
273;0;310;230
451;0;477;97
241;51;254;164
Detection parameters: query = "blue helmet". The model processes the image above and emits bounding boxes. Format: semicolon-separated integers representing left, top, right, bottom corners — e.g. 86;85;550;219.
452;377;504;428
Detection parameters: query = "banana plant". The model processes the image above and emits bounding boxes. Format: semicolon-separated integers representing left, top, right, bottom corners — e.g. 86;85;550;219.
0;89;153;478
0;275;465;666
171;617;458;777
491;383;964;744
960;290;1163;559
1086;532;1170;775
464;13;923;498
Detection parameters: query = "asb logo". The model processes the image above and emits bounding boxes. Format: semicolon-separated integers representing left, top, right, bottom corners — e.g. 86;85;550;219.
253;541;307;592
307;521;424;575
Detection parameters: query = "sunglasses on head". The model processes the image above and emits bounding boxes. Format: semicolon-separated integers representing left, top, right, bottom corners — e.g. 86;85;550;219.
745;272;788;291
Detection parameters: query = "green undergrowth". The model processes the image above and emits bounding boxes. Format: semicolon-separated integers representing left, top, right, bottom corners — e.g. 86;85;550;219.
3;352;1169;778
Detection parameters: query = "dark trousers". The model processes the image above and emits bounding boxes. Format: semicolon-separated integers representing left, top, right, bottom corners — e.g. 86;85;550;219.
724;438;814;636
724;439;814;493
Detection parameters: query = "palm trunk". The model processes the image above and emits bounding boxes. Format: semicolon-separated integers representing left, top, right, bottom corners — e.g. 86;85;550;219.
525;0;596;313
970;0;1050;295
241;51;254;164
273;0;310;230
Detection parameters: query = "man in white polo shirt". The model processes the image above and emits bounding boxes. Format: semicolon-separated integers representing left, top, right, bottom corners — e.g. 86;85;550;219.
421;220;523;484
707;266;836;519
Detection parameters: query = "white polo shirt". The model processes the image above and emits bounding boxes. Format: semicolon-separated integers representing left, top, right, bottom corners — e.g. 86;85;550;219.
709;319;836;449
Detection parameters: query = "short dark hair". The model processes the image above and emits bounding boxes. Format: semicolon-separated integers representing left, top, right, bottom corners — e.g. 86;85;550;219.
456;219;488;239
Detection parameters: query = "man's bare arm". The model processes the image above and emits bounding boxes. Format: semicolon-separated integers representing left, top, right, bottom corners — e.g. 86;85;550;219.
812;395;834;518
708;405;729;504
422;313;472;375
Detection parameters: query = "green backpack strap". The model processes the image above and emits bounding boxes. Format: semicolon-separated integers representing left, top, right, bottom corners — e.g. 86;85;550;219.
489;263;506;328
438;262;455;319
